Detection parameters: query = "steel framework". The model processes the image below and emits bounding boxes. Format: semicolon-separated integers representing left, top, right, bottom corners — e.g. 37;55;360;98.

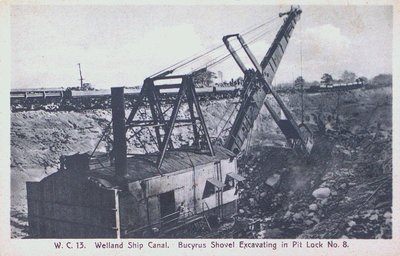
125;74;215;171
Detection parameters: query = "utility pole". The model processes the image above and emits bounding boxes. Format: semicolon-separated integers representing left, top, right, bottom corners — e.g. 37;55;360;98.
336;91;341;127
78;63;84;89
301;79;304;123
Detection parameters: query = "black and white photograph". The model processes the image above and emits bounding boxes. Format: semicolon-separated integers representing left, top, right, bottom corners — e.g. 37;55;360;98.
3;0;397;253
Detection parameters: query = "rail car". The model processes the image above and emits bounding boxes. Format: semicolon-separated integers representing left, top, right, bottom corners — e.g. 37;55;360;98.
11;85;242;100
306;80;364;93
68;86;241;97
10;85;243;112
10;87;65;99
67;88;141;98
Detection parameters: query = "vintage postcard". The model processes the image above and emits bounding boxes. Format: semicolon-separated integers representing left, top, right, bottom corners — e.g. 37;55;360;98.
1;0;399;255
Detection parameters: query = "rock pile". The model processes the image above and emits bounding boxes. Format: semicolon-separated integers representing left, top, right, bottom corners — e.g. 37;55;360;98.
230;124;392;239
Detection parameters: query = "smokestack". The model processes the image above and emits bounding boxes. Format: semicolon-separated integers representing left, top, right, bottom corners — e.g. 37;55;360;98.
111;87;127;179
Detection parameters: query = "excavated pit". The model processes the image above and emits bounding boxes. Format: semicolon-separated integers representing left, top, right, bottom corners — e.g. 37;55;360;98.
10;87;392;238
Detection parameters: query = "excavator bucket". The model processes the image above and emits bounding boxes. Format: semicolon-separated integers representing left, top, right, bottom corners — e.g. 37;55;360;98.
297;123;314;155
277;119;313;156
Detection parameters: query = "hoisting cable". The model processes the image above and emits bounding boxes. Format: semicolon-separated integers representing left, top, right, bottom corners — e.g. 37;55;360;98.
173;17;280;73
92;16;282;156
214;102;240;142
210;22;281;69
150;15;280;77
192;21;281;72
200;19;281;145
203;22;281;70
150;56;198;78
213;88;242;142
242;16;280;36
194;21;282;144
90;121;113;158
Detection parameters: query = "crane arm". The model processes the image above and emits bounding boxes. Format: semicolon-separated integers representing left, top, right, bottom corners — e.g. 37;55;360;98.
224;6;313;156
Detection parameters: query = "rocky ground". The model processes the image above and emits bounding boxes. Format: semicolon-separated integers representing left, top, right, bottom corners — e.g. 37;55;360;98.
207;87;392;239
229;129;392;239
10;86;392;239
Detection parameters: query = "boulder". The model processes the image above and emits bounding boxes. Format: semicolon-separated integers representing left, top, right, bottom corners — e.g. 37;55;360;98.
264;217;272;222
266;174;281;189
383;212;392;219
249;198;256;207
341;149;351;157
309;204;318;211
293;212;303;221
348;220;356;227
262;228;284;238
312;187;331;199
321;198;329;205
311;216;320;223
369;214;378;221
257;230;267;239
284;211;292;219
305;220;314;226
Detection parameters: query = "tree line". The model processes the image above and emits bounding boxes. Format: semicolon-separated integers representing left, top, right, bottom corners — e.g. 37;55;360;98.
292;71;392;89
191;69;392;89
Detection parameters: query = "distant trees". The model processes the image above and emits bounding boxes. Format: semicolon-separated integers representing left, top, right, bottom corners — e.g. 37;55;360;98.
269;71;391;90
357;76;368;84
81;83;94;91
321;71;367;86
340;70;357;83
321;73;333;85
68;82;95;91
371;74;392;87
294;76;305;88
193;69;217;87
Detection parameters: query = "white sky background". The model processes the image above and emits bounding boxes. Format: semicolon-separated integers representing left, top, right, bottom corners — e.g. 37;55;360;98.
11;5;392;89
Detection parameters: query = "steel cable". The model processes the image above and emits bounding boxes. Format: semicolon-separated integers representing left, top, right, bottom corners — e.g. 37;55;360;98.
192;21;281;72
150;15;280;77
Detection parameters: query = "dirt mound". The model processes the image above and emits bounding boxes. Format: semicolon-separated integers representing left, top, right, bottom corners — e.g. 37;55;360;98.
11;110;111;168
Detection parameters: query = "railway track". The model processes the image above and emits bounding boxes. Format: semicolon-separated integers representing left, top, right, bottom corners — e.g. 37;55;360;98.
10;83;366;112
10;86;245;112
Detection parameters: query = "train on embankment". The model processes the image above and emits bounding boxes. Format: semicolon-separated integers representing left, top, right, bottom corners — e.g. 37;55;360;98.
305;80;365;93
10;85;244;112
10;80;366;112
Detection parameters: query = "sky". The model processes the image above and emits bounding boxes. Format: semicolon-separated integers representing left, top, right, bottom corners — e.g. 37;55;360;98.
11;5;392;89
